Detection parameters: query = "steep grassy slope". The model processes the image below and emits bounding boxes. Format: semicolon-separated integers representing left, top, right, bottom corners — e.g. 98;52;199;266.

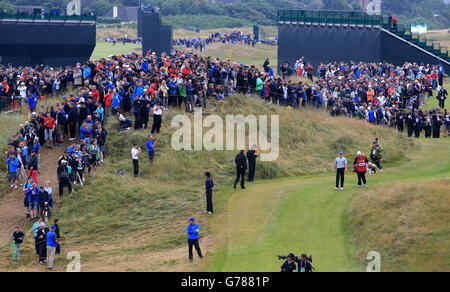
349;177;450;272
0;95;414;271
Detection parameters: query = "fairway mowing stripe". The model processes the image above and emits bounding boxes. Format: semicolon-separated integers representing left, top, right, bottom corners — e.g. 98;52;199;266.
259;184;284;232
223;184;286;234
199;189;210;256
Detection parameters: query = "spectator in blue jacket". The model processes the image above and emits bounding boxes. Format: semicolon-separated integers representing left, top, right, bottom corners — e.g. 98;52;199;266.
112;89;123;114
187;217;203;262
83;65;91;80
7;152;20;190
28;93;38;113
27;180;39;219
46;225;58;270
79;122;92;143
141;59;149;72
368;107;376;124
33;137;41;158
168;77;178;107
146;135;159;165
131;81;144;100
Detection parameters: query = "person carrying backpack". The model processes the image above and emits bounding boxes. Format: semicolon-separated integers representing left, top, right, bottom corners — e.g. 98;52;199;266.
370;139;383;173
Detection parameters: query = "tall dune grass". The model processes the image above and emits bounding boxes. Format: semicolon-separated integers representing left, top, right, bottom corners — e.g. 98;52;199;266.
348;179;450;272
30;95;415;270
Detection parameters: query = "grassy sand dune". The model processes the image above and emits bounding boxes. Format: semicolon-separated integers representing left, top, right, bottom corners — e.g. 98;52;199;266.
0;95;415;271
349;178;450;272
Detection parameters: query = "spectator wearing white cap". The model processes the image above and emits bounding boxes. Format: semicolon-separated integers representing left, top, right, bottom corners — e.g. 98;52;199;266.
18;82;27;99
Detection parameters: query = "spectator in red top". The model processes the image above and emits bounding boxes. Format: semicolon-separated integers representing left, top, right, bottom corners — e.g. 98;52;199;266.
91;86;100;104
43;113;55;149
182;63;191;79
431;70;438;90
104;89;113;117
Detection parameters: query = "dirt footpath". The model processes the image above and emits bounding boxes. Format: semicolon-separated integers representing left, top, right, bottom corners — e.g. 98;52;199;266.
0;145;63;247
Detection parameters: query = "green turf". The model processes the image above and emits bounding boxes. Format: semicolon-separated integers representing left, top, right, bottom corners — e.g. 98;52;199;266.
90;41;142;60
207;138;450;272
423;79;450;111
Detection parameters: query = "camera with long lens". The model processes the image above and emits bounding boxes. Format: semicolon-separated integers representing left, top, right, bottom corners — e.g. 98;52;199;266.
278;253;312;263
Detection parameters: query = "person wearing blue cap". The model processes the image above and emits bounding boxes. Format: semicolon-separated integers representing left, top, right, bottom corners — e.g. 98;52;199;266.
187;218;203;262
46;225;58;270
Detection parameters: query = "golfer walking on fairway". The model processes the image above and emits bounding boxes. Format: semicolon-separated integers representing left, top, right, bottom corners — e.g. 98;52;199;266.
334;152;347;190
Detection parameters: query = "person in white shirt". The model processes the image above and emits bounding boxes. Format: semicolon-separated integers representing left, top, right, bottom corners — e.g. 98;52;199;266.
18;82;27;99
377;93;386;107
131;144;142;177
334;152;348;190
151;103;163;134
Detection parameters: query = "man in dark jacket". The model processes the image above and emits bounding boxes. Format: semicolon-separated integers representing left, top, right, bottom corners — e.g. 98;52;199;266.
246;146;258;182
58;151;70;166
67;103;79;140
12;226;25;260
57;160;72;197
36;223;49;264
405;110;415;137
413;109;422;138
55;108;66;146
54;219;61;254
25;128;36;149
396;111;404;132
234;150;247;189
205;172;214;213
28;150;39;184
37;186;49;217
432;112;443;138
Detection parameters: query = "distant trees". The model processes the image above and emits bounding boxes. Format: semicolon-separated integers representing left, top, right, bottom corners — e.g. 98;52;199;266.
1;0;449;29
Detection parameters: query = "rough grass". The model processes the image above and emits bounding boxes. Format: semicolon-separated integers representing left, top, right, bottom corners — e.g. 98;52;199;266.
0;95;414;271
0;113;25;195
0;95;74;193
90;41;142;61
348;179;450;272
96;26;138;39
423;78;450;111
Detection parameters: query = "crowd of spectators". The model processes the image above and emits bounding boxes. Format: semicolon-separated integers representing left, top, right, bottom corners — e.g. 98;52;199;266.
175;30;257;52
2;52;448;236
1;41;449;271
1;52;449;143
276;59;449;138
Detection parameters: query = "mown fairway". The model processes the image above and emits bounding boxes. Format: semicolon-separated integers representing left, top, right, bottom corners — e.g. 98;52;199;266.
206;139;450;272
